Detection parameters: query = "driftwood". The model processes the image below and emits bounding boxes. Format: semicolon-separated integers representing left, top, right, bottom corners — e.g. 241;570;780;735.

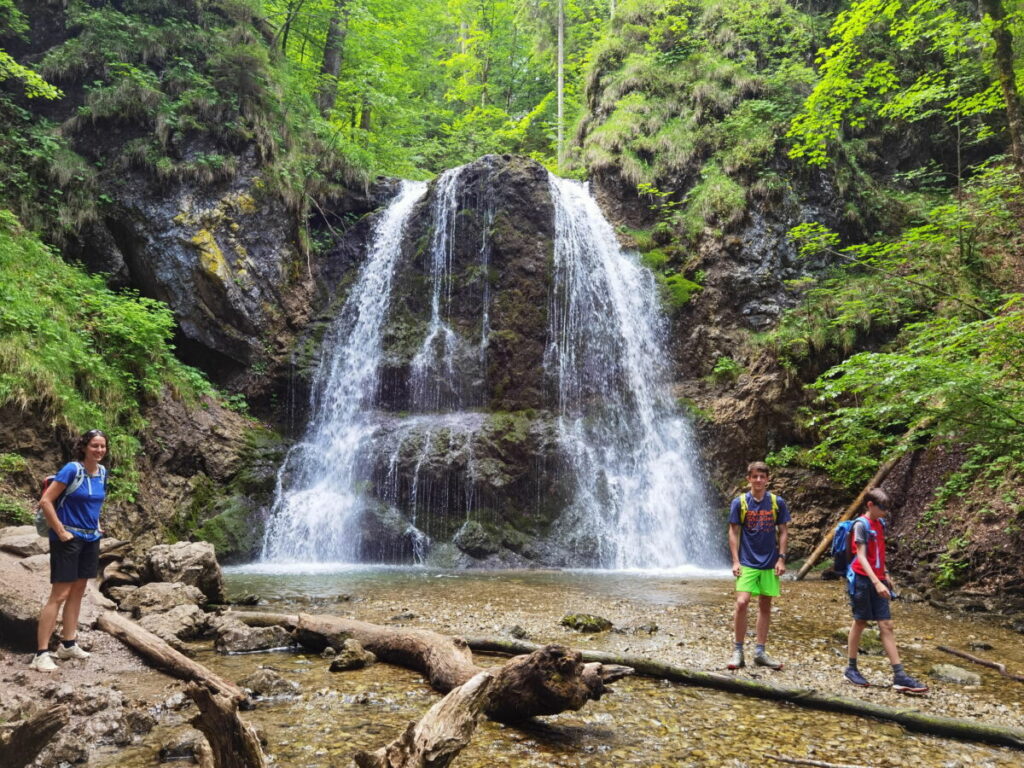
937;645;1024;684
0;704;70;768
97;610;245;701
464;637;1024;751
293;613;632;723
766;754;873;768
187;683;267;768
353;671;493;768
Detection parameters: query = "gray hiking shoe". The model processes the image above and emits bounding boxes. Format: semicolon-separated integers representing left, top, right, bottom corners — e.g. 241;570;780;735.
56;643;90;660
753;651;784;670
29;652;58;672
727;648;745;670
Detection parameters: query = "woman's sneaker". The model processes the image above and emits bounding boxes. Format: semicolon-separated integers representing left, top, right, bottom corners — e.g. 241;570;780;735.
844;666;870;687
727;648;745;669
29;652;58;672
753;651;783;670
892;673;929;695
56;643;91;660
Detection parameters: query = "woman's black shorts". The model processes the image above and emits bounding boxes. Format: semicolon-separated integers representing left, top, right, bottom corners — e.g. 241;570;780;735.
49;536;100;583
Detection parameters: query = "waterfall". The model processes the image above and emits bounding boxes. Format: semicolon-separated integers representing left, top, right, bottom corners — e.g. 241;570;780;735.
261;181;428;562
261;160;717;569
546;174;714;568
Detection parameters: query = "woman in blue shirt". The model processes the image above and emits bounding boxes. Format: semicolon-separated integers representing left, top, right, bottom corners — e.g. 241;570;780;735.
31;429;108;672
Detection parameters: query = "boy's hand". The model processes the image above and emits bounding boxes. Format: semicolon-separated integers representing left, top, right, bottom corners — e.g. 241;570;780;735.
874;581;891;599
732;561;742;578
774;558;786;576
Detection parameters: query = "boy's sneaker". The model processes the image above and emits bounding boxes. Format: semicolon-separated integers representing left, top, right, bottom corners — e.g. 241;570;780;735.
844;666;870;687
56;643;90;661
727;648;745;669
892;673;929;695
753;651;783;670
29;652;58;672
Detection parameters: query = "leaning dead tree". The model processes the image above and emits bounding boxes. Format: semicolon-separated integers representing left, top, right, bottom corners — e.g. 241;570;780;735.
352;671;493;768
0;705;69;768
292;613;633;722
187;683;267;768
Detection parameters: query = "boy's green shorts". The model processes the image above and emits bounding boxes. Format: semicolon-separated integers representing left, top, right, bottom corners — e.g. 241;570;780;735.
735;566;780;597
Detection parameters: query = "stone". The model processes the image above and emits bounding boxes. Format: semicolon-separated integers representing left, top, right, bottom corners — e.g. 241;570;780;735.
0;531;48;557
560;614;613;633
139;603;209;642
159;728;207;761
328;639;376;672
453;520;501;558
146;541;226;603
633;622;659;635
213;618;293;653
17;553;50;573
119;581;206;618
239;668;300;697
107;585;139;605
831;626;882;654
508;624;528;639
0;579;40;651
929;664;982;686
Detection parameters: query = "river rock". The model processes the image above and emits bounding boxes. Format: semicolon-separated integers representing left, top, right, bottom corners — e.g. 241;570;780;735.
145;541;225;603
160;728;208;761
328;639;377;672
0;579;41;651
560;614;613;633
139;603;208;642
831;626;882;654
0;529;48;556
119;581;206;618
17;553;50;573
239;667;300;697
212;617;293;653
929;664;982;685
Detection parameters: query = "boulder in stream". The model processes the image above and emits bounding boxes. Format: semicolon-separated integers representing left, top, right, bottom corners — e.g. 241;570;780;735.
929;664;982;686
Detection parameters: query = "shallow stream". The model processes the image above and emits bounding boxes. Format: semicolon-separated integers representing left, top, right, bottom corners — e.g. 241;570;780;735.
99;567;1024;767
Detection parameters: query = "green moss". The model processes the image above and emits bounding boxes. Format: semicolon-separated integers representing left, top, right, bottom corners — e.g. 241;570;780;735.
193;498;263;563
659;273;703;309
560;614;613;633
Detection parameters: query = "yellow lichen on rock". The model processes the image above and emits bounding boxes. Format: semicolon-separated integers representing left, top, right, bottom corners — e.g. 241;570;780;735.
191;229;230;285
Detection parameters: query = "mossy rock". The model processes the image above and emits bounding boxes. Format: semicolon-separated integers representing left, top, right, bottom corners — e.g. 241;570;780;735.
831;626;882;654
561;614;613;633
453;520;501;558
194;498;264;563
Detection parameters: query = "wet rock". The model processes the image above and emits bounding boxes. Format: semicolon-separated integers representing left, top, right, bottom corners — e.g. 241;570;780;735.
212;617;293;653
508;624;529;639
159;728;207;761
146;541;226;603
633;622;659;635
329;639;377;672
389;610;418;622
139;603;209;642
929;664;982;686
0;529;48;556
119;581;206;617
321;646;337;657
453;520;502;558
560;614;613;633
233;593;261;606
968;641;994;651
239;667;300;697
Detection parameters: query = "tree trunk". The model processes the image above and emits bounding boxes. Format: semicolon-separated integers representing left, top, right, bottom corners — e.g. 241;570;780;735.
980;0;1024;169
97;611;246;702
352;672;492;768
556;0;565;171
464;638;1024;751
0;705;69;768
187;683;268;768
316;0;350;116
293;613;632;722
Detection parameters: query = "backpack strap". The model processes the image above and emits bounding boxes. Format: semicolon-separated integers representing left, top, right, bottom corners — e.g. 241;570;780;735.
739;492;779;525
57;462;86;510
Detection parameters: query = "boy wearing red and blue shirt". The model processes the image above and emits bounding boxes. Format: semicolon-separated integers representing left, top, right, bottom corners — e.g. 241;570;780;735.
844;488;928;694
727;461;790;670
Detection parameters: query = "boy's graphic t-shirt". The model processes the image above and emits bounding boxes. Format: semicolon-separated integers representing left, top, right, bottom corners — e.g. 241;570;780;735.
729;492;791;569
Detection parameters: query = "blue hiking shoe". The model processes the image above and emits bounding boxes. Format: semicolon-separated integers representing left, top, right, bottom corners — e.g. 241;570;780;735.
844;666;870;687
892;673;929;695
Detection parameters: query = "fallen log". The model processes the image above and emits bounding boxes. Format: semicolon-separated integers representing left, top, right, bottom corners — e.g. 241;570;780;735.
464;637;1024;751
937;645;1024;684
187;683;267;768
766;754;873;768
353;671;493;768
293;613;632;723
96;610;245;702
0;704;69;768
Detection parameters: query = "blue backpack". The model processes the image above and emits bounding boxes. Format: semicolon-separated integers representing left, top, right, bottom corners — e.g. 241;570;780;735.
831;515;886;575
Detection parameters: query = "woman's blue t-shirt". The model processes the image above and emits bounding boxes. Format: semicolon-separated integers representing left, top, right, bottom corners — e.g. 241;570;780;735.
51;461;105;542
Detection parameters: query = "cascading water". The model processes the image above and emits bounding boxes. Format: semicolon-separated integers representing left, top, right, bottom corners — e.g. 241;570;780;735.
261;180;428;561
261;158;719;569
546;175;714;568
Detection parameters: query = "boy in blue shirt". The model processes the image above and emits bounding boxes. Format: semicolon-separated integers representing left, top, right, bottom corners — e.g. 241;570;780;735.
727;461;790;670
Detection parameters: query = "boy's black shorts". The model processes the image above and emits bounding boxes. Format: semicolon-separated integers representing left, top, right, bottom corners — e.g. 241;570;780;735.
49;536;100;583
849;573;892;621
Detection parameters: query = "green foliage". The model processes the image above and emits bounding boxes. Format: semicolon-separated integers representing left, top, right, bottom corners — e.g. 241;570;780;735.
787;0;1011;167
0;451;28;474
934;534;970;588
709;355;743;384
0;209;214;498
659;272;702;308
0;494;31;525
0;1;62;99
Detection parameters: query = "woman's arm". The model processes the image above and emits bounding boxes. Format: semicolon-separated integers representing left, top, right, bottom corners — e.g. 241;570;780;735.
40;481;74;542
